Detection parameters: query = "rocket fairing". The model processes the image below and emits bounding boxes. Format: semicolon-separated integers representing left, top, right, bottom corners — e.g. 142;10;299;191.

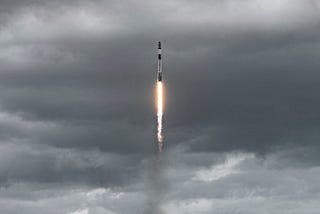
157;41;162;82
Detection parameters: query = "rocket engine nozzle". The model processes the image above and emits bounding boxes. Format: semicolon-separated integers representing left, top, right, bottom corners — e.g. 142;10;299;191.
158;73;162;81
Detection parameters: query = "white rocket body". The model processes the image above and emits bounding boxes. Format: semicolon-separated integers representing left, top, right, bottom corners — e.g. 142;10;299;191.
157;41;162;81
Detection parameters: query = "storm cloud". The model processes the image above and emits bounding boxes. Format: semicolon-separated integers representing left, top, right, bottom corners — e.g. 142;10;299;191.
1;0;320;213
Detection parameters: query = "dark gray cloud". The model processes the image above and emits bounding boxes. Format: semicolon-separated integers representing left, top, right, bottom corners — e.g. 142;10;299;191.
1;0;320;213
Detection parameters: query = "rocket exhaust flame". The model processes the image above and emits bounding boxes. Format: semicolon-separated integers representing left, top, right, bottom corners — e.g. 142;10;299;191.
157;81;163;152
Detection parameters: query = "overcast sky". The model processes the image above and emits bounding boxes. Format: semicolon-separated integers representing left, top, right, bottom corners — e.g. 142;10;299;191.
1;0;320;213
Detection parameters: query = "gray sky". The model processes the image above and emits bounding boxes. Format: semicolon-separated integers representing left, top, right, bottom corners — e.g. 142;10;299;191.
1;0;320;213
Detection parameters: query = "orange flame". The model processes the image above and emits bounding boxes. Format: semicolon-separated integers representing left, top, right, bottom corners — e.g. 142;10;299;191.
156;81;163;152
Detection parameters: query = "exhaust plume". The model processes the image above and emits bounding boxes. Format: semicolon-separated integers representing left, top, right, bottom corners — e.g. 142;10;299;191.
157;81;163;152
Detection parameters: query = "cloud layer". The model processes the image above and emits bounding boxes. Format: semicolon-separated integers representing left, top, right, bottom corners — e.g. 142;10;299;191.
1;0;320;213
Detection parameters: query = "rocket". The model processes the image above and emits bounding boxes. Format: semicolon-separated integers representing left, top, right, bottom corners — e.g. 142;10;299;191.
157;41;162;82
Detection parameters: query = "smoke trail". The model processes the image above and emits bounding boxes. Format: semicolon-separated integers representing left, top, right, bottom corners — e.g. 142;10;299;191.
145;154;167;214
156;81;163;152
143;80;166;214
